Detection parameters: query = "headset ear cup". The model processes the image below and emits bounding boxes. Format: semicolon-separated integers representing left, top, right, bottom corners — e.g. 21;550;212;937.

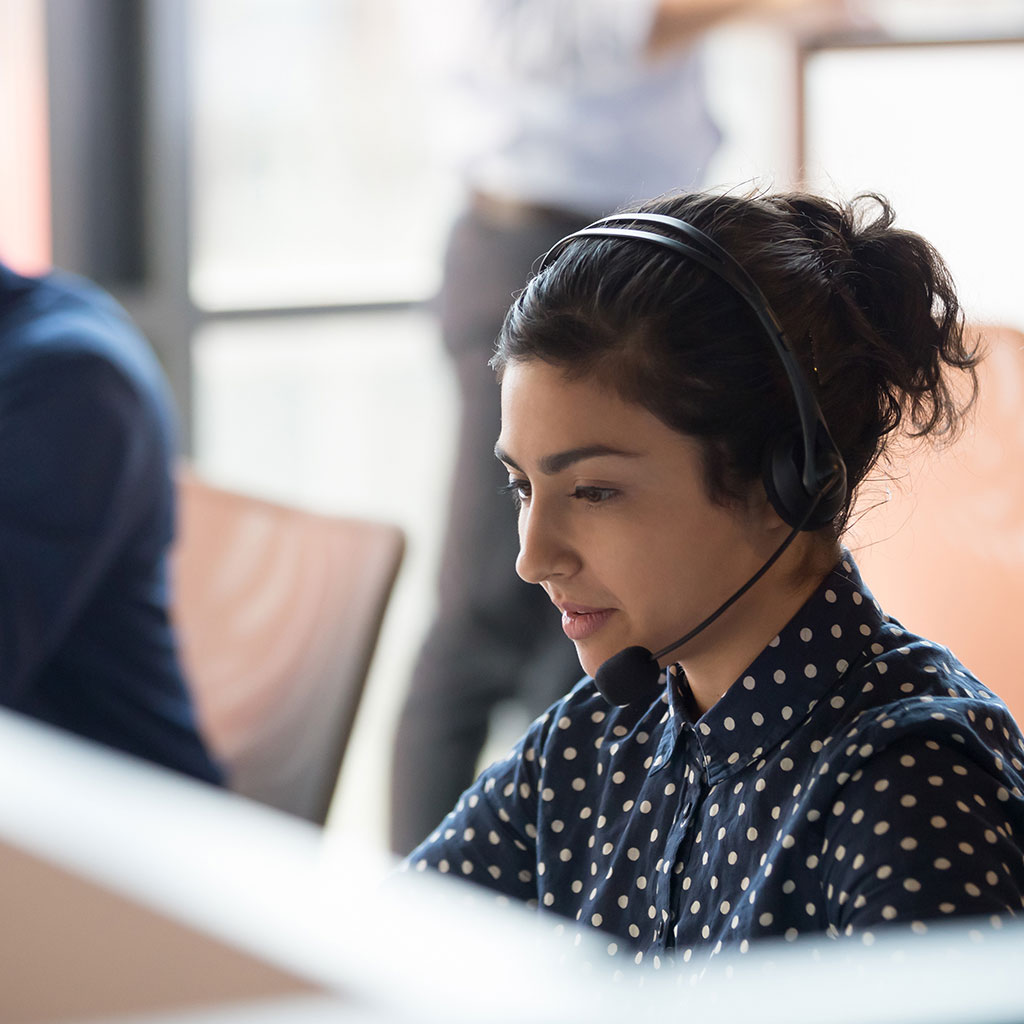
763;432;811;529
762;430;846;531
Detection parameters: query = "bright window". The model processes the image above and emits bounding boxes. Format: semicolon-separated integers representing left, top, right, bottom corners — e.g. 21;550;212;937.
803;39;1024;329
188;0;453;310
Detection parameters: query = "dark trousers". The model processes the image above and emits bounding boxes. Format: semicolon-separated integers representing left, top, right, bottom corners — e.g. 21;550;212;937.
389;200;593;854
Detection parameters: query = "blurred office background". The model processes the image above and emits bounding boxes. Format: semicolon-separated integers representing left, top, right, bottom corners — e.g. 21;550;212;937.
1;0;1023;850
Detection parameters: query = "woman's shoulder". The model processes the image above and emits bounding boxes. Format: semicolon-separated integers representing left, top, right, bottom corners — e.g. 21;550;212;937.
852;620;1011;712
828;621;1024;778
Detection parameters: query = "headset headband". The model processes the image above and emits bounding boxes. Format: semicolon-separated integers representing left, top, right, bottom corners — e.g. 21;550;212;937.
539;212;845;507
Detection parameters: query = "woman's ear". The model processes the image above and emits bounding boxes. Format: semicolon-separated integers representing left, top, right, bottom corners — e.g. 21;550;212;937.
749;482;790;534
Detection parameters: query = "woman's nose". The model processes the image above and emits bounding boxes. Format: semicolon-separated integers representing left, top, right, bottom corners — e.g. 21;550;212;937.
515;500;578;584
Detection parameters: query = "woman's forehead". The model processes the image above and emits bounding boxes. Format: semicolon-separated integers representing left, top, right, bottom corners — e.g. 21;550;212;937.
500;358;620;406
498;360;698;466
500;360;631;429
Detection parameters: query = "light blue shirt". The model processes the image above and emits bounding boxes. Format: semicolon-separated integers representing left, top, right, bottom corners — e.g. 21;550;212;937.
427;0;722;214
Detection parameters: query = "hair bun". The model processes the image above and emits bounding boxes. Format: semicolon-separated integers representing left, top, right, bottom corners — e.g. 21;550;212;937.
785;193;860;276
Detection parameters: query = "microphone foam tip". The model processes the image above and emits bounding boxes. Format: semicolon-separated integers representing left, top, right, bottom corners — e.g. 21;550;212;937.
594;646;663;707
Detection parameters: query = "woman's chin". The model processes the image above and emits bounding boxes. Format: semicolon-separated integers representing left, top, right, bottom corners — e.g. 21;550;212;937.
575;644;615;682
571;644;598;680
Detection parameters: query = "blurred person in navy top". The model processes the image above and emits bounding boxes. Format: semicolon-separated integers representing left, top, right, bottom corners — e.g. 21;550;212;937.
404;189;1024;963
0;261;221;783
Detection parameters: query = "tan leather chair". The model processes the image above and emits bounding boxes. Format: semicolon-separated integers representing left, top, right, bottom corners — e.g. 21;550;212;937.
171;468;404;824
848;324;1024;724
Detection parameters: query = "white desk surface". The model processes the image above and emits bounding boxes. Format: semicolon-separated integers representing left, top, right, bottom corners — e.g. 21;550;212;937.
1;707;1023;1024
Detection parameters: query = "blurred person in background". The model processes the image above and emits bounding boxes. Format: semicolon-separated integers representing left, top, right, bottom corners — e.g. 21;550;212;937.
0;260;222;783
392;0;849;854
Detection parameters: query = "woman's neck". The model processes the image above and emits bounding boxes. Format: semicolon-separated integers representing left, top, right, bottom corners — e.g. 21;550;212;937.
679;537;840;716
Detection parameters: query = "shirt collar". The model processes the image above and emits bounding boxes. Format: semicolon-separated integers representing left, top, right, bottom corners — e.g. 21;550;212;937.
656;553;887;784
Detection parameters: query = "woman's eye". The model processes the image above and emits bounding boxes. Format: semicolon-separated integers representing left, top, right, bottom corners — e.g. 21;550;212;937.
500;479;531;507
572;486;617;505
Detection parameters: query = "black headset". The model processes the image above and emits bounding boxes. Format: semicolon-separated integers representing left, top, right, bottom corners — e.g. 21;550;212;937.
539;211;848;531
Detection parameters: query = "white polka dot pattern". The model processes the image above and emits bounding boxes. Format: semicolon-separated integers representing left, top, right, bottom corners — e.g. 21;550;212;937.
405;555;1024;963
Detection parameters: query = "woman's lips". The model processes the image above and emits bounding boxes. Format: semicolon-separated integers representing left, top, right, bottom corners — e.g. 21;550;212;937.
559;605;615;642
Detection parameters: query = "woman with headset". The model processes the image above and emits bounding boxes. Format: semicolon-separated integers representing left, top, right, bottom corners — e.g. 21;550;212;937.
403;189;1024;964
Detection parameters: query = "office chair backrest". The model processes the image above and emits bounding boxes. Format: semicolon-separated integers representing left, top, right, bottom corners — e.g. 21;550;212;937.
849;324;1024;724
171;469;405;824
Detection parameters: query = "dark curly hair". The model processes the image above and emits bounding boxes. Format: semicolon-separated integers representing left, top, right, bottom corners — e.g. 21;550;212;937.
491;189;980;533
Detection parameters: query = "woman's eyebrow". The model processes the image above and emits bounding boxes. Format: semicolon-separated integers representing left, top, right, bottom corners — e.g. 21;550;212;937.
494;443;641;475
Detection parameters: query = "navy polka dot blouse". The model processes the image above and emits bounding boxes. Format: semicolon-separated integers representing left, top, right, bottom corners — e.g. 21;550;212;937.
405;554;1024;963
